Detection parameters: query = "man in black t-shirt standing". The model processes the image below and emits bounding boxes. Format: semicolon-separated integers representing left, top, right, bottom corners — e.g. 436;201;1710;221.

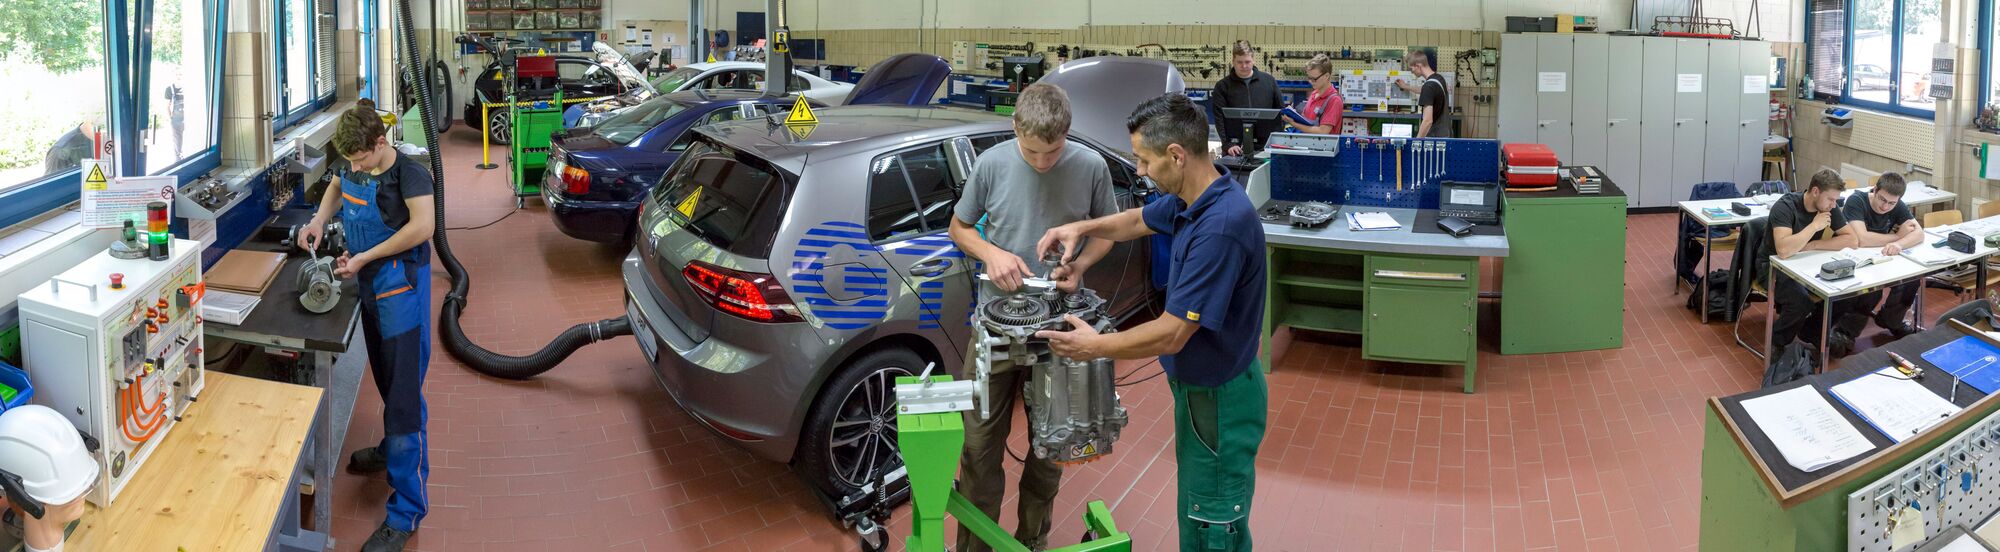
1838;172;1926;339
1396;50;1453;138
1768;169;1860;354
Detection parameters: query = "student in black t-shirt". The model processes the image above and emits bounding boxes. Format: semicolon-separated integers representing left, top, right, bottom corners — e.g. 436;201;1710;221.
1395;50;1453;138
1838;172;1925;339
1768;169;1861;354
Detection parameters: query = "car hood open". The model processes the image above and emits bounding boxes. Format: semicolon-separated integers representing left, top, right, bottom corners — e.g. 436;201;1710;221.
842;53;953;106
1036;56;1187;158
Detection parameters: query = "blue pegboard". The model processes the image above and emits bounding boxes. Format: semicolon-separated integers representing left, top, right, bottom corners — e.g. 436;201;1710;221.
1269;137;1501;210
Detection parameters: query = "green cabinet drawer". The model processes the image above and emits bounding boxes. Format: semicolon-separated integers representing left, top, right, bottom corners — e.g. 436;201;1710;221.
1363;284;1474;364
1366;254;1477;289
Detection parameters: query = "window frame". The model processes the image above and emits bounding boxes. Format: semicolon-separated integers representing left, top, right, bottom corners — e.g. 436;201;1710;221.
1981;0;1994;113
1812;0;1940;118
863;142;962;244
2;0;230;230
273;0;334;131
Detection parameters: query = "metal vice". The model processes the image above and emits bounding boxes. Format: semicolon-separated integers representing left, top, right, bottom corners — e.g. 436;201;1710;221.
894;373;1131;552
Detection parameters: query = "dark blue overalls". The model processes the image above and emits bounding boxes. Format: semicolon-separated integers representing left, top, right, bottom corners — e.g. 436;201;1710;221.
340;169;432;533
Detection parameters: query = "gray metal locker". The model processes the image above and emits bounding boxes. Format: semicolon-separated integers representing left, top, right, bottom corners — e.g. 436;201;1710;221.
1641;37;1680;207
1606;36;1644;207
1704;40;1740;184
1499;34;1537;144
1571;34;1610;171
1672;38;1709;205
1739;42;1771;185
1535;34;1574;160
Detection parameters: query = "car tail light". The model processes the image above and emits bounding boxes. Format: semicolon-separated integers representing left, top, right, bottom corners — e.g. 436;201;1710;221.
561;164;591;195
681;260;804;323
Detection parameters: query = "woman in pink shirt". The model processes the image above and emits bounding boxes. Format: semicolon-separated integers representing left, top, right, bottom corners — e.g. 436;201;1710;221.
1287;53;1344;134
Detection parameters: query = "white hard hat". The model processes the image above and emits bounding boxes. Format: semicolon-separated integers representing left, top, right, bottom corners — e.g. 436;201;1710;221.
0;406;97;507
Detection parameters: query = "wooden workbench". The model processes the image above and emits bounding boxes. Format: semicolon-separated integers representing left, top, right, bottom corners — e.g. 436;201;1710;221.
59;372;322;550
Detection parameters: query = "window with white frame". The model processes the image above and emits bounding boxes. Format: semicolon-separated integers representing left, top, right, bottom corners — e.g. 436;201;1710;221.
0;0;109;193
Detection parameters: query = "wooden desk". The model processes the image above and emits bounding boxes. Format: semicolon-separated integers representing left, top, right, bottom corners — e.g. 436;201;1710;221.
64;372;322;550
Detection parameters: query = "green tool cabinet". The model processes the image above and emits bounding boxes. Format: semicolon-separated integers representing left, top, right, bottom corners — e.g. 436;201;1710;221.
1262;234;1491;393
1498;178;1628;354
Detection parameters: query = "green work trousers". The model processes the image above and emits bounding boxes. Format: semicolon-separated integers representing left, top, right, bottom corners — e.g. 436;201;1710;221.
1171;362;1268;552
955;345;1063;552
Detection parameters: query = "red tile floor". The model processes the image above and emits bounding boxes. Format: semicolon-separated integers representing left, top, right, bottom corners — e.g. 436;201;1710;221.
327;127;1957;551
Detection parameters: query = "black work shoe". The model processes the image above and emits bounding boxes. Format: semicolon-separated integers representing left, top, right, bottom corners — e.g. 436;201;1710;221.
1882;321;1921;339
347;447;387;475
1829;330;1856;358
362;524;413;552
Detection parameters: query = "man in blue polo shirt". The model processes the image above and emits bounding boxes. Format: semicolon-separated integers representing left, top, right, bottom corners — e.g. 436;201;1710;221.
1035;92;1268;552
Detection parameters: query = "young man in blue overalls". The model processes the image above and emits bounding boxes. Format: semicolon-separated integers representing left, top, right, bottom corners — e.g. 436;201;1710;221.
300;106;436;552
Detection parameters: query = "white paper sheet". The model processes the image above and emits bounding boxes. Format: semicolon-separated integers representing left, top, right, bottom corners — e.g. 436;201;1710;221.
1830;368;1963;442
1678;73;1704;93
1738;385;1874;472
1538;72;1566;93
1903;246;1957;266
1347;211;1400;231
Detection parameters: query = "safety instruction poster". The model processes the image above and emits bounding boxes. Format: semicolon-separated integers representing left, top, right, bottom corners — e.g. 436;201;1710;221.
1678;74;1704;93
84;175;175;229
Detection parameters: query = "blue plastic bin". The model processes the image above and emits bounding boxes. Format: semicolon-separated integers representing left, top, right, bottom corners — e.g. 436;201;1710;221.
0;361;35;413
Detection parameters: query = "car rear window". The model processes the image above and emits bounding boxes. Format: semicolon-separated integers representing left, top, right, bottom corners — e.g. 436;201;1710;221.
593;99;690;145
651;137;795;258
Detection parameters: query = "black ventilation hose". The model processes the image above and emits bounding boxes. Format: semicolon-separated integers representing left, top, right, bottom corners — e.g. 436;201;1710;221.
393;0;630;380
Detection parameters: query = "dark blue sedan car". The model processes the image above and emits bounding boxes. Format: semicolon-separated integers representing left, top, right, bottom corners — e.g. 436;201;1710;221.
543;90;815;243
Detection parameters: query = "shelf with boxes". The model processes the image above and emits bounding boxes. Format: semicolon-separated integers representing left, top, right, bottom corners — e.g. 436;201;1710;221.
464;0;599;32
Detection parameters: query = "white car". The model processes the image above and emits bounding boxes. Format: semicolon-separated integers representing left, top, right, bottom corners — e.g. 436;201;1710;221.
651;62;854;105
566;62;854;129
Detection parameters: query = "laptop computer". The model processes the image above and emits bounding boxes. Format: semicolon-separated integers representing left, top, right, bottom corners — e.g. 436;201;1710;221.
1438;180;1500;224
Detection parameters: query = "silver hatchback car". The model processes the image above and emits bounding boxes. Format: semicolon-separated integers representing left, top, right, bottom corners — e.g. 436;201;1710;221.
621;55;1184;509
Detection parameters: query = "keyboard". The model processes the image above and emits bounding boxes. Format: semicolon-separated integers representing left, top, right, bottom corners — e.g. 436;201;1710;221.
1439;208;1498;224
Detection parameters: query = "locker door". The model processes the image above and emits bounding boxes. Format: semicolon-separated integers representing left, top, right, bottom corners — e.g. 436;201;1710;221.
1704;40;1740;184
1499;34;1537;144
1535;34;1574;160
1641;37;1679;207
1571;34;1610;170
1607;36;1644;207
1740;42;1771;185
1672;38;1709;204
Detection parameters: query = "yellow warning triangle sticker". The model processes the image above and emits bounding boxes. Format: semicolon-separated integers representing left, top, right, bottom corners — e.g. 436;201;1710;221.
706;52;717;63
83;162;109;191
784;95;818;127
675;186;701;218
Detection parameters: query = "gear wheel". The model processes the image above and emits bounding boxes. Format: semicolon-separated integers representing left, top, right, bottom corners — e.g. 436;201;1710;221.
984;294;1051;325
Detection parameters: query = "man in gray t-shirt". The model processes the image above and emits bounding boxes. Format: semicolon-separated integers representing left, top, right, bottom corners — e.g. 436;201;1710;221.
944;82;1116;552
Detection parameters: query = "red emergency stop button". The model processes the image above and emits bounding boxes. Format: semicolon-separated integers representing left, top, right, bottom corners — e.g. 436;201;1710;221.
110;273;125;290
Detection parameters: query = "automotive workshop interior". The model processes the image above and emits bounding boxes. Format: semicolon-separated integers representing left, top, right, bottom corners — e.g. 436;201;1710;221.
15;0;2000;550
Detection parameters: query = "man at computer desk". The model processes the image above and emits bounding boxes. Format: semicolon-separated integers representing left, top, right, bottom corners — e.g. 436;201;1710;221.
1210;40;1283;158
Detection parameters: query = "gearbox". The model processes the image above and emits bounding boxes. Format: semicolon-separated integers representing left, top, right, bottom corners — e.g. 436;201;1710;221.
971;286;1129;464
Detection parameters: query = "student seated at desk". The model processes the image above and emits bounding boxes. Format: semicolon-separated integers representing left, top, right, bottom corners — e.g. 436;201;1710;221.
1769;170;1862;355
1838;171;1925;340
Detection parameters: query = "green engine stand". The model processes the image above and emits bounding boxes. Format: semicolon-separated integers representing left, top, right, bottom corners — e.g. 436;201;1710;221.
894;374;1132;552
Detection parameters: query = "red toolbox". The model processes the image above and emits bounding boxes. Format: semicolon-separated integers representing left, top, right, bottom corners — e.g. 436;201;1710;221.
1503;143;1561;186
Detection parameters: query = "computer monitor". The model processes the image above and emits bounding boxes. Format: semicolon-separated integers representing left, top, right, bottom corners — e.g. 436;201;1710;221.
1004;55;1045;90
1219;107;1282;153
1382;123;1414;138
